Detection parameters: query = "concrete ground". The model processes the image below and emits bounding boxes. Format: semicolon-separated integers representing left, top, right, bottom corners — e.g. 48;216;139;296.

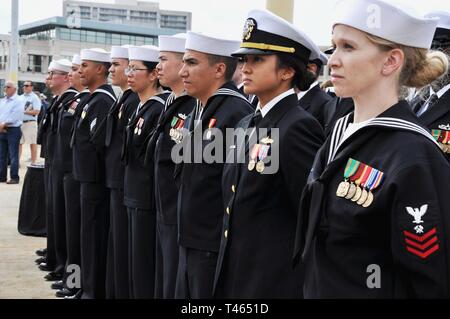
0;146;56;299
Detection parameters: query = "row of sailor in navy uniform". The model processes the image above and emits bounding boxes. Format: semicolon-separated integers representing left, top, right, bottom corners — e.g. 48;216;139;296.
36;5;450;300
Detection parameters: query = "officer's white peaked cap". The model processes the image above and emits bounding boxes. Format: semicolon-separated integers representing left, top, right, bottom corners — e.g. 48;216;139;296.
232;9;318;64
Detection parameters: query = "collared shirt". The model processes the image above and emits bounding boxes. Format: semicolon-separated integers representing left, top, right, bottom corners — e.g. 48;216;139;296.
257;88;295;118
417;84;450;116
297;81;319;101
0;94;24;127
21;92;42;121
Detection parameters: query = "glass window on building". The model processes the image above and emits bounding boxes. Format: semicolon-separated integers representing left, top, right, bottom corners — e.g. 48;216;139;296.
59;27;70;41
0;56;4;70
112;33;121;45
105;32;112;45
96;31;106;44
87;30;96;43
80;30;87;42
70;29;81;41
144;37;155;45
27;54;43;73
130;10;157;25
160;14;188;30
135;36;145;45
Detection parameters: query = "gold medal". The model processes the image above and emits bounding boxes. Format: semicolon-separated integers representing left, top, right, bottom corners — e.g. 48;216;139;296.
134;127;139;135
138;128;142;136
351;186;362;202
81;111;86;119
206;130;212;140
345;183;357;199
248;160;256;171
357;189;368;206
260;137;274;144
336;181;350;197
362;191;374;208
256;161;265;173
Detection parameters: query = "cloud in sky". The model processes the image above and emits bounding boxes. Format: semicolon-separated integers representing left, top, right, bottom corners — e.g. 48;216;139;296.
0;0;448;46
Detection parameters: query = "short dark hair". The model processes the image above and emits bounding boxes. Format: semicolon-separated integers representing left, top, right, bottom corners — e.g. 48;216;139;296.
142;61;161;88
24;81;33;87
309;59;324;80
207;54;238;82
276;53;315;91
100;62;111;78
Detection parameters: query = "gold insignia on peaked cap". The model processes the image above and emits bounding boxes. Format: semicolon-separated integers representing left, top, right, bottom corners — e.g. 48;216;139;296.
243;18;257;41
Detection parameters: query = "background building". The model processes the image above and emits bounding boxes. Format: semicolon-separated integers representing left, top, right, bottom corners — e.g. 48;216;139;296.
63;0;191;30
0;0;192;96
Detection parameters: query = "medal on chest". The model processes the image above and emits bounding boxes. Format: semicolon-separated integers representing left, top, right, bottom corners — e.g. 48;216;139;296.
68;99;79;115
336;158;385;208
169;114;187;144
81;104;89;120
432;129;450;153
248;137;272;174
134;118;144;136
205;118;217;140
118;104;124;120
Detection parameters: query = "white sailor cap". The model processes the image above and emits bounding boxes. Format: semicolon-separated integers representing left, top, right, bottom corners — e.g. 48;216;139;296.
158;33;186;53
72;54;81;66
185;31;240;58
332;0;438;49
48;59;72;73
129;45;159;63
424;10;450;48
80;48;111;63
425;11;450;30
232;9;315;64
110;45;129;60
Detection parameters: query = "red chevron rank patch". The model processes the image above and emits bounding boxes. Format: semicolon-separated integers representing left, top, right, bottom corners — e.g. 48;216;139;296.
403;227;439;259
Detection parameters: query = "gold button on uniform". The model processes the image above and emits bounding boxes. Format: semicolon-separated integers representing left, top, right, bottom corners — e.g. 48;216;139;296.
224;230;228;238
231;185;236;193
226;207;230;215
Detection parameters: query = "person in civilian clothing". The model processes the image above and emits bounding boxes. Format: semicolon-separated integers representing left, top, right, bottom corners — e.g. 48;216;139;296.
0;81;23;184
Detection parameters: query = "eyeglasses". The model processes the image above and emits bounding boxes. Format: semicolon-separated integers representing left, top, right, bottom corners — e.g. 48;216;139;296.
23;84;32;87
47;71;67;77
125;67;148;76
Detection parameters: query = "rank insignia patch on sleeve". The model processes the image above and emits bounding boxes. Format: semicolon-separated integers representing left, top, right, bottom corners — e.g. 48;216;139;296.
403;227;439;259
403;204;439;259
